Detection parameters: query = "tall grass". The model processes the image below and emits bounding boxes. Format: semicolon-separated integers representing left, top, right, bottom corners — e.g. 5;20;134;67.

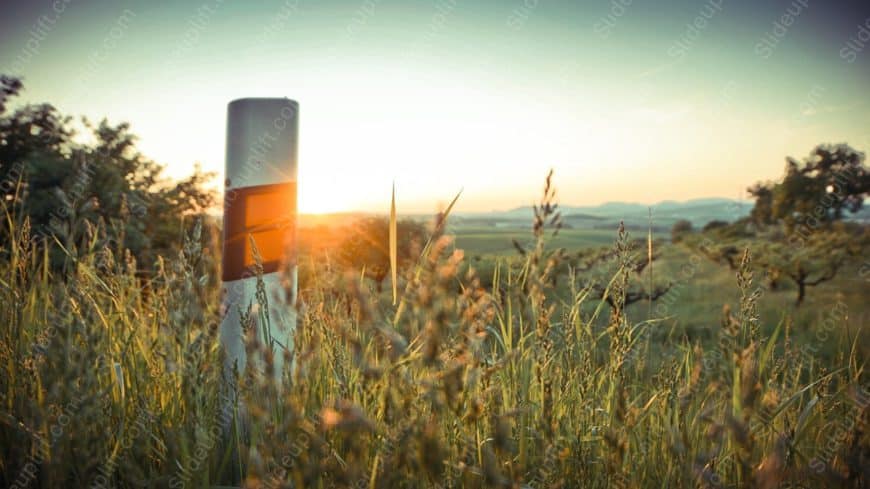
0;176;867;488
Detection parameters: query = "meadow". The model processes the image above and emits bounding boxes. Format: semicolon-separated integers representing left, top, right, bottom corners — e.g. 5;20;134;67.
1;178;867;489
453;226;627;256
453;225;867;363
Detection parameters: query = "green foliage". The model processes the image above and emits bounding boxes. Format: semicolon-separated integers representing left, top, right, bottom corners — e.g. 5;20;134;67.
337;216;428;289
748;143;869;228
0;76;216;270
0;75;23;113
702;219;729;233
690;222;868;307
698;143;870;307
752;222;868;306
748;182;776;227
671;219;693;243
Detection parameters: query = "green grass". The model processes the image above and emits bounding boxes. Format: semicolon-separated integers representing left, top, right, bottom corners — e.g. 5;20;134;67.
458;229;867;362
0;202;868;488
453;226;642;256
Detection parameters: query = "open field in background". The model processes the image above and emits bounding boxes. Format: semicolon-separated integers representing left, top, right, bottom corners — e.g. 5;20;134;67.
452;225;868;361
295;218;868;364
452;226;644;256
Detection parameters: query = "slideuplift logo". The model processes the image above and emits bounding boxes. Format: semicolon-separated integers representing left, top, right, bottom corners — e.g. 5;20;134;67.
840;17;870;63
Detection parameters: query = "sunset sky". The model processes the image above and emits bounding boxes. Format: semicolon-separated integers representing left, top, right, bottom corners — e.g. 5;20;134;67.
1;0;869;213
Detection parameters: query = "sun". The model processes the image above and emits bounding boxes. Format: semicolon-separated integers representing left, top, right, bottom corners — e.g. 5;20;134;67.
298;184;354;214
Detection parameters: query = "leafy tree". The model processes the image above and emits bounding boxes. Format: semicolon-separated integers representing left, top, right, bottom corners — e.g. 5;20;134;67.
689;143;870;307
337;217;428;291
0;75;215;269
702;220;729;232
671;219;693;243
0;75;22;113
747;182;775;226
750;223;867;306
748;144;869;228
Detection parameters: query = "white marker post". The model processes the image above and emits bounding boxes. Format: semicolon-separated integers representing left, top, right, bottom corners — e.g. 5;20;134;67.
220;98;299;393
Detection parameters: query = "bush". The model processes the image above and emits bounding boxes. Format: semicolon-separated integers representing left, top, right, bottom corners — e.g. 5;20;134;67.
670;219;693;242
336;216;428;290
702;219;729;232
0;76;215;271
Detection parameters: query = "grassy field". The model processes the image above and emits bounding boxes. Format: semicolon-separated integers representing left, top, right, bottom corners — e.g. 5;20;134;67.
456;226;868;362
451;226;646;257
1;207;868;488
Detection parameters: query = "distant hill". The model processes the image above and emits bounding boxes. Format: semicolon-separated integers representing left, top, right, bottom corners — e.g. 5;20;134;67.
455;198;753;230
297;199;868;231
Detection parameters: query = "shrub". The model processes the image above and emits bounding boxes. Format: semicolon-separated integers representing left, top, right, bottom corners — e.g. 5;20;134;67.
671;219;693;242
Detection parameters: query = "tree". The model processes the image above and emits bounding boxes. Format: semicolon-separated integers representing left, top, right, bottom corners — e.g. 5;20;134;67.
697;143;870;307
696;242;743;271
0;75;22;114
671;219;693;243
0;75;215;270
337;217;428;292
747;182;775;226
748;144;869;229
573;230;672;315
750;223;867;306
702;220;729;233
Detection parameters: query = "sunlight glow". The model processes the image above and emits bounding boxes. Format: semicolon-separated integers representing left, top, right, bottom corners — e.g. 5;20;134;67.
298;173;360;214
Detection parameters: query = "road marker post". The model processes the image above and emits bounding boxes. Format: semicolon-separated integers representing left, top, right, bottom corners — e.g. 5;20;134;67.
219;98;299;443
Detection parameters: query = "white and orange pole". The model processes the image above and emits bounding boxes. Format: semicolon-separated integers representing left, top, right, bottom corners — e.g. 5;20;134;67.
220;98;299;389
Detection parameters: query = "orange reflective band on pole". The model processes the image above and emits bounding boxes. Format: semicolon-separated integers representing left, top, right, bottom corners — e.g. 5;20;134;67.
222;181;296;282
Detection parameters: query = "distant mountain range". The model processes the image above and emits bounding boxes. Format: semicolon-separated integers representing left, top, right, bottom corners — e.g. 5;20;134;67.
298;198;870;231
454;198;754;230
